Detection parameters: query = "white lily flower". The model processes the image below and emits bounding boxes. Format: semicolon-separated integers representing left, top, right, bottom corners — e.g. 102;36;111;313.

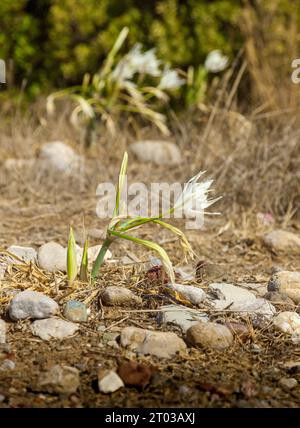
112;43;162;85
158;67;186;90
172;172;219;218
204;50;229;73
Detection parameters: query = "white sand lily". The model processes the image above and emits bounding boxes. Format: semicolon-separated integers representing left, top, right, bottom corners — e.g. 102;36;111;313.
158;67;185;90
204;50;229;73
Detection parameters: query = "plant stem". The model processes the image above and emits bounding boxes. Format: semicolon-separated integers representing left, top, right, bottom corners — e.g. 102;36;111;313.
91;238;112;280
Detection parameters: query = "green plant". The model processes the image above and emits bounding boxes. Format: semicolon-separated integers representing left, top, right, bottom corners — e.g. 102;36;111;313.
47;27;185;136
90;151;219;283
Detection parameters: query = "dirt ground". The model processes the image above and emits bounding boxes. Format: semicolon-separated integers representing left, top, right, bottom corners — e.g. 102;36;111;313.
0;115;300;408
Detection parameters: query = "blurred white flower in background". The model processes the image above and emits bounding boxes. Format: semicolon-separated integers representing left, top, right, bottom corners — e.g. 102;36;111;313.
112;43;161;85
158;67;186;90
204;50;229;73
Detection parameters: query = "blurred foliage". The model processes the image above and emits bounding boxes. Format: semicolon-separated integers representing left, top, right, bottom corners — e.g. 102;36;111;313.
0;0;299;104
0;0;240;94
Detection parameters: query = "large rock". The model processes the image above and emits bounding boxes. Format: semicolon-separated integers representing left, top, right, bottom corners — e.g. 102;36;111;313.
130;140;181;166
101;286;142;306
0;320;6;344
37;365;80;394
39;141;81;173
120;326;186;359
167;283;206;306
7;246;37;264
186;322;233;350
209;283;257;310
157;305;208;333
268;271;300;304
8;290;59;321
31;318;79;341
263;230;300;255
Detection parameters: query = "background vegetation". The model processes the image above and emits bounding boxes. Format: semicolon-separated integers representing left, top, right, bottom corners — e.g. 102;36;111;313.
1;0;299;107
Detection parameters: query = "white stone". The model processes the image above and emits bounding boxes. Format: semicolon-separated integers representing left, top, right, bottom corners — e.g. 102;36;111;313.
31;317;79;341
279;377;298;390
101;286;142;306
38;242;66;272
236;298;276;319
7;245;37;263
168;283;206;305
273;311;300;337
157;305;209;332
0;360;15;371
39;141;81;173
263;230;300;255
0;320;6;344
98;371;124;393
38;242;112;273
209;283;257;310
120;326;187;359
37;365;80;394
268;271;300;304
130;140;181;165
186;321;233;350
9;290;59;321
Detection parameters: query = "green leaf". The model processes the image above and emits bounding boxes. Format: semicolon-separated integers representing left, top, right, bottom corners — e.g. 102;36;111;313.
113;151;128;217
67;227;78;286
79;238;89;282
109;230;175;284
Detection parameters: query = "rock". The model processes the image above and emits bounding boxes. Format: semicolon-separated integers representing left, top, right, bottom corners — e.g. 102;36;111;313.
38;242;112;273
8;290;59;321
130;140;181;166
186;322;233;350
63;300;88;323
0;360;15;371
0;320;6;344
31;318;79;341
117;361;155;388
264;291;295;306
7;245;37;264
0;395;4;403
98;370;124;393
39;141;81;173
273;311;300;337
278;377;298;390
268;271;300;304
167;283;206;305
224;322;250;341
101;286;142;306
157;305;209;333
263;230;300;255
120;326;187;359
236;298;276;320
38;242;66;272
37;365;80;394
209;283;257;310
239;282;268;297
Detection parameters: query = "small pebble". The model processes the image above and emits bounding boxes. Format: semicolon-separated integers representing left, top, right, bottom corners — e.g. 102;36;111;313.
279;377;298;390
64;300;88;323
98;370;124;393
